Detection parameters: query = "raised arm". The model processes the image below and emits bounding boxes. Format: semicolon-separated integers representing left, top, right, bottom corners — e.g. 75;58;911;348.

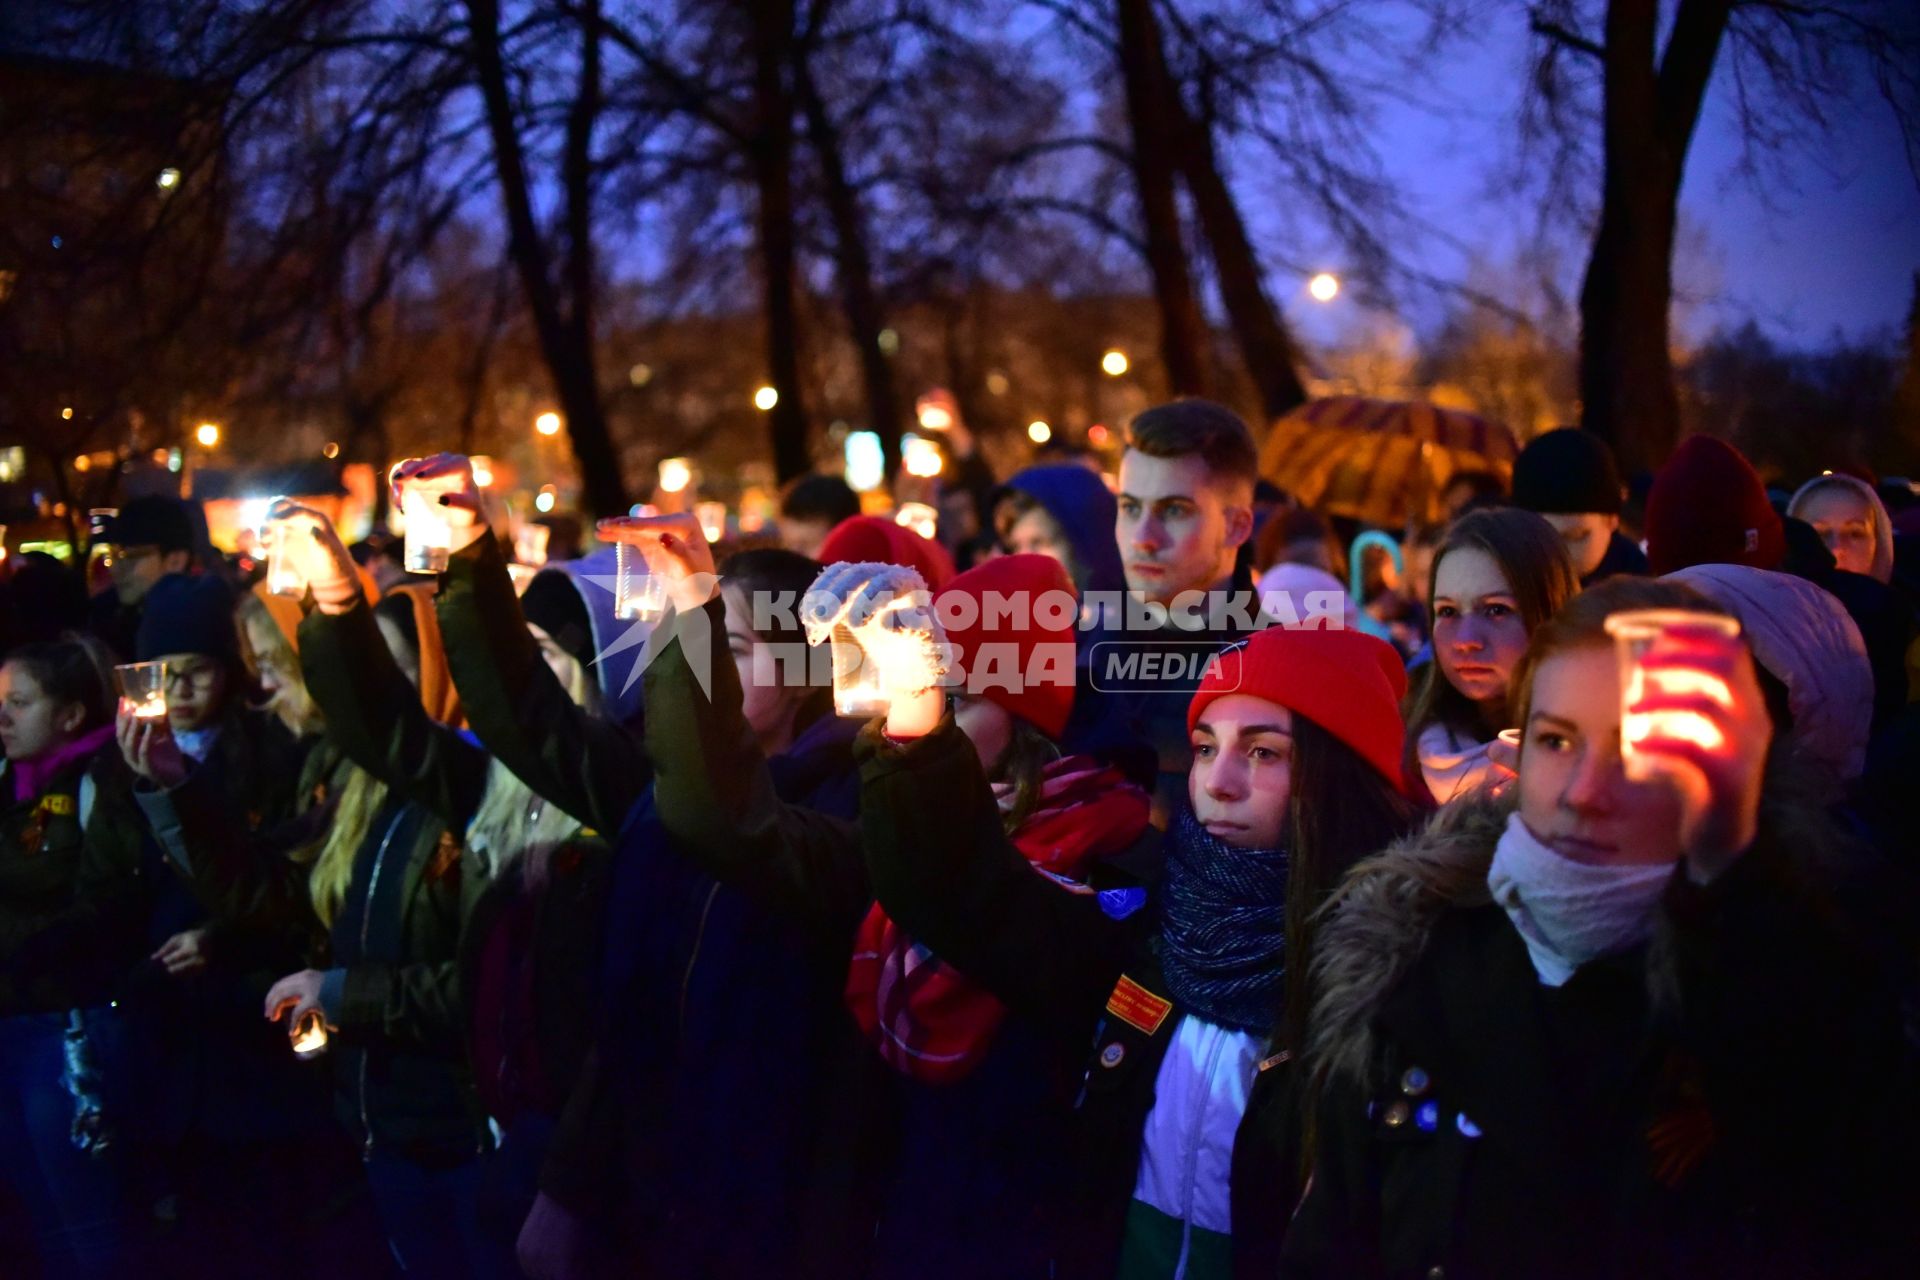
606;513;868;935
385;452;654;836
859;714;1137;1027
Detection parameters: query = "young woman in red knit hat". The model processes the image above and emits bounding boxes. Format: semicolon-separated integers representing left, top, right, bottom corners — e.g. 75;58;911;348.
788;558;1425;1280
600;513;1158;1280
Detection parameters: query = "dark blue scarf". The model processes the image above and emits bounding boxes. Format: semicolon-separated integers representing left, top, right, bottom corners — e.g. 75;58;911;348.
1158;807;1289;1033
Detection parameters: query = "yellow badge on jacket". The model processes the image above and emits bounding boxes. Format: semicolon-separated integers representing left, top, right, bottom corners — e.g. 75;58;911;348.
1105;975;1173;1036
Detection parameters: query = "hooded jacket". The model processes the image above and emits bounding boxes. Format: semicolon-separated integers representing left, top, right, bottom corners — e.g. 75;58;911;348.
997;465;1128;599
1663;564;1873;798
1788;474;1897;585
1283;790;1917;1279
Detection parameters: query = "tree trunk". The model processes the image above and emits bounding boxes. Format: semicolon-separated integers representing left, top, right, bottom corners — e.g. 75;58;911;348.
1169;89;1308;420
1578;0;1729;474
749;0;813;484
1115;0;1209;397
795;51;902;477
467;0;630;517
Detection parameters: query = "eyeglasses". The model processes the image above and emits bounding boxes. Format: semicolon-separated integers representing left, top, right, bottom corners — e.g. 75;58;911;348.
165;664;222;691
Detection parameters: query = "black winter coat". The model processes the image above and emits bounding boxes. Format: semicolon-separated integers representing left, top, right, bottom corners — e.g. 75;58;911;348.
1281;794;1920;1280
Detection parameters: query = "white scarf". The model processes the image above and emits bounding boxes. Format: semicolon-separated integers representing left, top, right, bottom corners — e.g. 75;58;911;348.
1486;812;1673;987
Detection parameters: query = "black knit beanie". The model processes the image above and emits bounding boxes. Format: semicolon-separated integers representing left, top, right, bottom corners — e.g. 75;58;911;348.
136;573;237;662
1511;427;1623;516
520;570;595;668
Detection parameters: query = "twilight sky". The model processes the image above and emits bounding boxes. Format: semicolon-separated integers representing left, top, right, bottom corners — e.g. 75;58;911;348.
1267;7;1920;351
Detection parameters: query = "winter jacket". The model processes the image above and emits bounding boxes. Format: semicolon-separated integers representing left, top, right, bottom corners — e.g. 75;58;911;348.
118;705;336;1145
1281;791;1919;1279
0;742;147;1016
643;598;1152;1279
859;711;1301;1280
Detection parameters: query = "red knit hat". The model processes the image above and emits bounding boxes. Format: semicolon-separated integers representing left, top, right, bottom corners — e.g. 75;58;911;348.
1186;625;1410;795
819;515;957;591
1644;435;1785;576
937;553;1078;739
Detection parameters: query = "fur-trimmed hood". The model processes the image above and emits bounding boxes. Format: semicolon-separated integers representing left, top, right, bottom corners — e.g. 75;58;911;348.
1304;792;1508;1092
1302;769;1870;1097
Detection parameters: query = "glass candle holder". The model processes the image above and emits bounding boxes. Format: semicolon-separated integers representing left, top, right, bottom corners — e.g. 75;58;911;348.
1602;609;1742;782
615;541;667;622
290;1009;329;1060
263;514;306;598
696;501;727;544
401;488;452;575
116;661;169;720
830;624;890;719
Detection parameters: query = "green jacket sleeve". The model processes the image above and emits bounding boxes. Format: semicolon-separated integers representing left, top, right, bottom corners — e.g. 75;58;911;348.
860;713;1138;1026
643;596;867;936
300;598;492;835
436;529;647;835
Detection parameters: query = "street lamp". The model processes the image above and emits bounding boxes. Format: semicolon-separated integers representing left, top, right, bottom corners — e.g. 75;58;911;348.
659;457;693;493
1308;272;1340;303
195;422;221;448
1027;420;1052;444
1100;349;1130;377
535;411;562;437
156;167;181;192
753;385;780;412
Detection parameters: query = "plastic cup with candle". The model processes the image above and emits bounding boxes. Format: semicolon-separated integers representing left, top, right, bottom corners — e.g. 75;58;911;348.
262;504;307;598
401;487;452;575
1602;609;1742;782
615;541;668;622
830;624;891;719
290;1009;329;1060
695;501;727;544
116;661;170;720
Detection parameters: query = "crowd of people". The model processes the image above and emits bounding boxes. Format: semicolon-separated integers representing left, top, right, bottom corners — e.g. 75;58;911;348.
1;398;1917;1279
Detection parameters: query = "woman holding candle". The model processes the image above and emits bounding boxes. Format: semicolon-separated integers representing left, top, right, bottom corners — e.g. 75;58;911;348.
1280;576;1917;1278
0;636;146;1277
1402;508;1580;804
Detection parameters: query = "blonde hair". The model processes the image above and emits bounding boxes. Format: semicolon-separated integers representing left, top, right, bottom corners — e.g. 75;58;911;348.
461;632;596;875
236;594;323;738
301;763;389;929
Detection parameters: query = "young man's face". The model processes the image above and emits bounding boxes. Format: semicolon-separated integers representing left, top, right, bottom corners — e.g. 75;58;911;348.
1115;450;1252;605
109;545;190;605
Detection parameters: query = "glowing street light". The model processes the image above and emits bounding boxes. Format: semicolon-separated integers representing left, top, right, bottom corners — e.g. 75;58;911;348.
753;385;780;412
534;411;562;437
1027;420;1052;444
1308;272;1340;303
61;406;73;420
659;457;693;493
156;167;181;192
1100;349;1130;377
534;485;557;513
195;422;221;448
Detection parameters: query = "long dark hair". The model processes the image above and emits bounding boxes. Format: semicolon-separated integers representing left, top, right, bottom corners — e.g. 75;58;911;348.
1401;508;1578;784
1281;716;1422;1054
3;636;116;737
